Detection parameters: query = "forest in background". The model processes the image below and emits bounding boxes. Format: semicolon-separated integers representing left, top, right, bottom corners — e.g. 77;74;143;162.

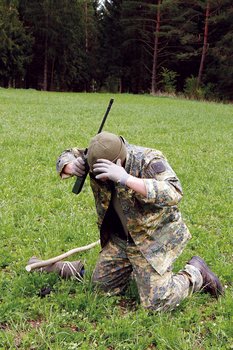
0;0;232;100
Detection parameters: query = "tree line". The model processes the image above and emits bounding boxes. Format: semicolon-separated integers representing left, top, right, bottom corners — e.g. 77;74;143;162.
0;0;232;100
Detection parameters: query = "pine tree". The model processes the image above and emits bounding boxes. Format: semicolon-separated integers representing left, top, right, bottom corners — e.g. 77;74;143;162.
97;0;124;92
0;0;32;87
19;0;91;91
206;0;233;99
197;0;210;87
151;0;161;94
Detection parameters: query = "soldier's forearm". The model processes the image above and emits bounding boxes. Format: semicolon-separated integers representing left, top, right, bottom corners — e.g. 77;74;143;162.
125;176;147;197
134;177;182;205
56;148;84;175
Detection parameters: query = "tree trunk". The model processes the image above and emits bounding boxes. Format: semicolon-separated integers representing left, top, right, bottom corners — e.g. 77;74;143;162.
151;0;161;95
197;1;210;87
42;33;48;90
84;0;88;52
119;77;122;93
50;58;55;91
43;10;48;91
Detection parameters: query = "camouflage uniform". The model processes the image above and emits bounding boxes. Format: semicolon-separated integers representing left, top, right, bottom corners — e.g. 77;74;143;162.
57;139;203;311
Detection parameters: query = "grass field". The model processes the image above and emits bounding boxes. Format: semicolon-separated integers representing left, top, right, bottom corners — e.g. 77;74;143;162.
0;88;232;349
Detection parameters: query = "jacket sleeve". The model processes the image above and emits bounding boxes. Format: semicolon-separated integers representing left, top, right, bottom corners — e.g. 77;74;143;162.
56;148;85;178
136;158;183;206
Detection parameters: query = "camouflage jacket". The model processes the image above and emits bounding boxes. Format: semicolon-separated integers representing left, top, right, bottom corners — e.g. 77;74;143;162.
57;139;191;275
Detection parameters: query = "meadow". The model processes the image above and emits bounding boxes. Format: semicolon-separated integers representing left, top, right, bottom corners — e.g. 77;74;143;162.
0;88;232;349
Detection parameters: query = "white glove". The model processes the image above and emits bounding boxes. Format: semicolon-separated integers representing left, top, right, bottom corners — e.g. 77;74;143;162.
63;157;86;177
93;159;130;185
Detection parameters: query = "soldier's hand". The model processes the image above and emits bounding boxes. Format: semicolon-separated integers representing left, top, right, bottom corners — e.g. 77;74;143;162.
63;157;86;177
93;159;130;185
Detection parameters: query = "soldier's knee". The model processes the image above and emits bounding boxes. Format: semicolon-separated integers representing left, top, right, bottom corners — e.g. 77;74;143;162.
91;271;107;291
141;297;177;312
91;272;125;295
91;271;100;285
139;286;178;312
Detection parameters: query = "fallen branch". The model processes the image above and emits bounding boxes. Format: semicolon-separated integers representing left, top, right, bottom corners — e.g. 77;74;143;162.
25;240;100;272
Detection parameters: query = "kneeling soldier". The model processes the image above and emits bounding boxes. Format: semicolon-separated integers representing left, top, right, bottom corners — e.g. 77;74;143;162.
57;132;223;311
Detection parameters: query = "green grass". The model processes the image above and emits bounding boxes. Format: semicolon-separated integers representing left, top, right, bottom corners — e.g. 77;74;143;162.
0;88;232;349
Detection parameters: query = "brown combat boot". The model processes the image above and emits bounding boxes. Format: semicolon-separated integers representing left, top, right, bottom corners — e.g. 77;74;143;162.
188;256;224;298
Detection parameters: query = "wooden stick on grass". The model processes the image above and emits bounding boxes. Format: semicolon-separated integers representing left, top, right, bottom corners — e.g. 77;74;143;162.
25;240;100;272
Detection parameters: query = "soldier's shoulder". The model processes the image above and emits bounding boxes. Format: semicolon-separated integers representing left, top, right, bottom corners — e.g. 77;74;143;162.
128;143;165;158
143;146;166;166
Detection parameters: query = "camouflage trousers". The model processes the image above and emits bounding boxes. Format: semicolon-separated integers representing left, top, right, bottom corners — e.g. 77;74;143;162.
92;235;203;311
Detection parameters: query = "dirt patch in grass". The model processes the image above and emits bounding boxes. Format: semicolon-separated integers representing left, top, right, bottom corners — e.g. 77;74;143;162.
0;323;9;331
28;319;44;328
